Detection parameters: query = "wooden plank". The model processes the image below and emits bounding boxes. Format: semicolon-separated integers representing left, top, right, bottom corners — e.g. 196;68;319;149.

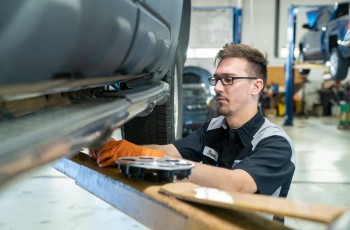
294;62;328;70
160;182;348;225
53;152;291;230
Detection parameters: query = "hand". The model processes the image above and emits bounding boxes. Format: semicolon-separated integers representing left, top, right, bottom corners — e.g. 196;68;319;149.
89;139;164;167
88;139;116;160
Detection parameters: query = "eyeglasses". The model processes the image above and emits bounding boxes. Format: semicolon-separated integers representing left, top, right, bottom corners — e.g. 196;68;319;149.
208;75;258;86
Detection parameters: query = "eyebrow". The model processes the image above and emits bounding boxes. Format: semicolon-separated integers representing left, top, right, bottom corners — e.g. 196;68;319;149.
213;73;239;77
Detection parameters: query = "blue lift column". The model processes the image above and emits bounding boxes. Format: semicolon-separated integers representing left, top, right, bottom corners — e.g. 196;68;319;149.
233;7;242;43
284;6;297;126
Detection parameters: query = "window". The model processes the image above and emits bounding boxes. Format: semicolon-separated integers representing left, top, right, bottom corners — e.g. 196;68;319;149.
334;3;349;19
317;9;331;28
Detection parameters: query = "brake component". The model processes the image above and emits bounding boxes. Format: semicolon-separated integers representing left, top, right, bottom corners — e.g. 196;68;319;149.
116;156;195;182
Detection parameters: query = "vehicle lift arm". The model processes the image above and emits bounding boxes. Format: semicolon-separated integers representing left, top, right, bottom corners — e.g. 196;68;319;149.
284;6;297;126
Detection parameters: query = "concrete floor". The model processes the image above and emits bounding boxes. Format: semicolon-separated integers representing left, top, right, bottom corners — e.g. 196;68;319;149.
0;116;350;230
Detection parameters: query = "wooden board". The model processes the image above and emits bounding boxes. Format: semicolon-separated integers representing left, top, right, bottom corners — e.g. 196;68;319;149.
160;182;348;224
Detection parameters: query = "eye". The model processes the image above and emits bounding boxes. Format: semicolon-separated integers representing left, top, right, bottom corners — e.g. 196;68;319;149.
222;78;232;84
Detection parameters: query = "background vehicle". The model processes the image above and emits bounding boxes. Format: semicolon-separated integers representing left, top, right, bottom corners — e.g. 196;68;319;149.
182;66;217;136
298;2;350;80
0;0;191;186
183;66;215;96
182;84;210;137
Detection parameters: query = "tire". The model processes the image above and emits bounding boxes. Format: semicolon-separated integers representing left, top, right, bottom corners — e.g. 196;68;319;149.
298;51;310;75
122;49;183;145
122;0;190;145
329;47;349;81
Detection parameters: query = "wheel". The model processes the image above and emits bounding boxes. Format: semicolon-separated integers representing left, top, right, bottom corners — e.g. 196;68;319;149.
121;0;190;145
329;47;349;81
122;49;183;145
298;51;310;75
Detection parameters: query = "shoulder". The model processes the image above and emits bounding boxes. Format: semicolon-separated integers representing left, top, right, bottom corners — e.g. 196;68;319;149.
254;118;292;142
252;118;295;161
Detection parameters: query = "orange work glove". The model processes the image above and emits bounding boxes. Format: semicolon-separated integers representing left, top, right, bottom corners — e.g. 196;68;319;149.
89;139;164;167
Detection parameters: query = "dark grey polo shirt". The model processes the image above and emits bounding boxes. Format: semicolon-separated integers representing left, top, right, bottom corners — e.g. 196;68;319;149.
173;108;295;198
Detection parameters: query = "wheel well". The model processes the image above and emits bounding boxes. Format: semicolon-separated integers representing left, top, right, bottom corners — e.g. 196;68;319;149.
329;35;338;51
298;43;303;52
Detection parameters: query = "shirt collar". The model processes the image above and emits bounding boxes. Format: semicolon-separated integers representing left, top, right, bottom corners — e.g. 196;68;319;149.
222;107;265;146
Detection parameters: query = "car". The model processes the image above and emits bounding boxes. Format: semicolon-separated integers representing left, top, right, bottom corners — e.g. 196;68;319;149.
182;66;218;137
298;2;350;80
182;83;211;137
0;0;191;186
183;66;215;97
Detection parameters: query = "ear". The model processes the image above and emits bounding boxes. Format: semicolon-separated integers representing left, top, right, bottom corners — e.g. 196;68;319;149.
251;79;264;96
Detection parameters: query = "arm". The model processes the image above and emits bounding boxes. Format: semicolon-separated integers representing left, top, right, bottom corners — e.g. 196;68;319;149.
187;163;258;193
143;144;182;159
145;143;258;194
91;140;258;194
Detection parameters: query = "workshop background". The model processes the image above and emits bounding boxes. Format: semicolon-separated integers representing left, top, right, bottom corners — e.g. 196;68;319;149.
1;0;350;229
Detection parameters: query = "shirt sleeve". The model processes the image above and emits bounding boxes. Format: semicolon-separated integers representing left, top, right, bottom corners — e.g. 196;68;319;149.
233;135;295;196
172;122;209;162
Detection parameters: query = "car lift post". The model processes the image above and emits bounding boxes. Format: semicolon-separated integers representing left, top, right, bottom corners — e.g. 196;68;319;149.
284;4;324;125
233;7;242;43
284;6;297;126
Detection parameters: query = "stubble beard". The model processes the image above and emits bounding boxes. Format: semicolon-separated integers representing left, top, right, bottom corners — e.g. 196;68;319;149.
218;105;234;117
218;97;248;117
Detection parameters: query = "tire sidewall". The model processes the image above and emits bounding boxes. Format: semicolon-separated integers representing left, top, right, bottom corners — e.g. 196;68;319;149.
329;47;349;81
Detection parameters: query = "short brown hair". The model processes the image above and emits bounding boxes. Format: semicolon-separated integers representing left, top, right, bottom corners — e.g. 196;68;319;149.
215;43;268;90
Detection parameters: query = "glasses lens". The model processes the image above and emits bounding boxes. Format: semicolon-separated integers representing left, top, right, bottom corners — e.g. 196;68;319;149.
208;77;216;86
221;78;232;85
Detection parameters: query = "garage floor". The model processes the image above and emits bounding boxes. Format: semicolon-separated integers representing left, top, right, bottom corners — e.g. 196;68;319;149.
0;116;349;230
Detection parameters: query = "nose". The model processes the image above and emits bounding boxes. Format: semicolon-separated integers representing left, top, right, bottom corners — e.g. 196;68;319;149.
214;79;224;93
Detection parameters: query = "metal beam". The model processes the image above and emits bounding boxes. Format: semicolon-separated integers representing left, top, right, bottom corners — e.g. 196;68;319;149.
284;7;297;126
53;152;290;230
0;81;169;186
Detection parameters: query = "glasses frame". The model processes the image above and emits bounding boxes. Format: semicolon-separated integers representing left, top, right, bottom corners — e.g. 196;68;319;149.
208;75;258;86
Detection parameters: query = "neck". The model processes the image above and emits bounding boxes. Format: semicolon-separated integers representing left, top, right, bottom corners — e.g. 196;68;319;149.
226;106;258;130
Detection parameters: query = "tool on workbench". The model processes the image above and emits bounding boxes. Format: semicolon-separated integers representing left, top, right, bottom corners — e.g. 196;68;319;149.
116;156;195;182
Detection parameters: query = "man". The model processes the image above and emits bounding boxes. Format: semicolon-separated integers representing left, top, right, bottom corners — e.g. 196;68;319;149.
90;43;295;200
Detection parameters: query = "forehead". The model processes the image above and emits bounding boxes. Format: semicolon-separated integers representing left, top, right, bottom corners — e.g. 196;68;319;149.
215;57;249;75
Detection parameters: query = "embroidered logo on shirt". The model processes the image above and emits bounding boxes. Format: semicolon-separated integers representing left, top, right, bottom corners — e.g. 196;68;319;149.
203;146;219;161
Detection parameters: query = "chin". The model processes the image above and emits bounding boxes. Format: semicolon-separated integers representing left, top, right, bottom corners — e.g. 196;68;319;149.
219;106;236;116
218;108;228;116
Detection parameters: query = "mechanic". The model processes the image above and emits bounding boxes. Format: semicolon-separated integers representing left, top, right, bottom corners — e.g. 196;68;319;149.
89;43;295;201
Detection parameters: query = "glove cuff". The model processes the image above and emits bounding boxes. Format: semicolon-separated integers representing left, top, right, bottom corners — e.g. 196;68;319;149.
120;139;164;157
